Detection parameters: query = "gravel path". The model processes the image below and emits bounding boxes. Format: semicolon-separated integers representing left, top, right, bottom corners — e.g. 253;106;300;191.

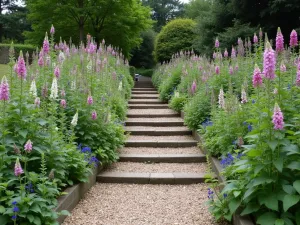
128;135;195;141
120;147;202;154
125;126;189;131
105;162;208;173
62;183;228;225
126;117;183;122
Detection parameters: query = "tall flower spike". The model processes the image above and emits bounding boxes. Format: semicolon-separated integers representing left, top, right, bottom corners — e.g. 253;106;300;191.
280;62;286;72
276;27;284;52
224;49;228;58
92;110;97;120
253;33;258;43
87;95;93;105
215;65;220;75
290;29;298;48
50;25;55;35
231;46;236;59
17;51;27;79
252;64;263;88
43;33;50;55
218;88;225;109
29;80;37;97
60;99;67;108
241;87;248;104
54;66;60;79
296;69;300;86
272;103;284;130
71;111;78;126
191;81;197;95
24;140;33;153
50;77;58;99
215;38;219;48
14;158;24;176
0;76;10;101
263;41;276;80
229;66;234;75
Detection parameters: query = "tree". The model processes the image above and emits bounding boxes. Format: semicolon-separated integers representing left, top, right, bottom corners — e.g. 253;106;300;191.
130;29;156;69
142;0;184;32
0;0;17;42
155;18;196;63
24;0;152;57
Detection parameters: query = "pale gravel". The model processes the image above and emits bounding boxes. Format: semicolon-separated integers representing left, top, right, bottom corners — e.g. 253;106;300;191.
63;183;228;225
126;117;184;122
127;109;177;114
105;162;207;173
119;147;202;154
127;135;195;141
129;99;162;102
125;126;189;131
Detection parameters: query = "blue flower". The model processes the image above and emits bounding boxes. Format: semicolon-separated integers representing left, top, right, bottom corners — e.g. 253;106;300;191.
252;99;256;104
223;193;228;198
237;152;244;159
77;143;82;150
13;206;19;213
243;121;247;125
81;147;92;153
248;124;252;132
89;156;99;167
12;201;17;205
25;182;35;193
12;215;17;220
208;188;214;199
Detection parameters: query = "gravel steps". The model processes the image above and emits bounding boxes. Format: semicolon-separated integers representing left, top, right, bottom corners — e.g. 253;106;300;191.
126;117;184;126
128;104;169;109
128;99;165;104
131;94;159;99
125;126;191;135
120;147;202;154
62;183;228;225
127;109;179;118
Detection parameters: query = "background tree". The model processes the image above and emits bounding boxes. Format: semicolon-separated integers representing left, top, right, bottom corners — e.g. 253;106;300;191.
142;0;184;32
155;18;196;63
0;0;17;42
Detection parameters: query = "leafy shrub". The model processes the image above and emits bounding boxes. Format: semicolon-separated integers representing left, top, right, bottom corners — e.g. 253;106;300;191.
155;18;196;63
169;95;187;112
158;67;182;101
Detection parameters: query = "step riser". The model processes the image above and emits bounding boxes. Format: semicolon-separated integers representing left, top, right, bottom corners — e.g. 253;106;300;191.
119;157;205;163
132;88;157;91
125;130;191;136
128;101;165;104
132;92;158;94
125;122;184;126
131;96;158;99
127;114;179;118
125;142;197;148
129;105;169;109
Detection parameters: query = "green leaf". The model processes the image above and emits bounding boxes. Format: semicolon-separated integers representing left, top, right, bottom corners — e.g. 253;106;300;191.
243;187;256;200
283;194;300;212
18;130;28;138
240;202;260;216
0;206;5;213
257;212;277;225
0;145;5;153
0;215;9;225
293;181;300;194
273;158;283;172
267;140;278;151
60;210;70;216
228;198;240;214
233;191;241;197
27;214;35;223
259;193;278;211
287;162;300;170
36;118;47;126
275;219;284;225
30;204;41;213
33;216;41;225
282;185;296;194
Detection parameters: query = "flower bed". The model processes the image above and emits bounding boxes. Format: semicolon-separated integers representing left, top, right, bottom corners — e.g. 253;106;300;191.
154;28;300;224
0;26;133;224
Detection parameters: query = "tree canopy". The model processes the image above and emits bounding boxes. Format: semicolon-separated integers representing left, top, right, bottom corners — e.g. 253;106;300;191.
24;0;153;57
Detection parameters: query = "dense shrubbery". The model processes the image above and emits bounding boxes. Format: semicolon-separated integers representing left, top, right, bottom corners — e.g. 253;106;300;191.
154;19;196;63
0;27;132;224
153;27;300;224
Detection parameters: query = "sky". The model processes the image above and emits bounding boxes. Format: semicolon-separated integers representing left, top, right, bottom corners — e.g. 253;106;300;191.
181;0;191;3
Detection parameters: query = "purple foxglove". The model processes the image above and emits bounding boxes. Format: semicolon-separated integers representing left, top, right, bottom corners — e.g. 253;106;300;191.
263;41;276;79
17;51;27;79
92;110;97;120
272;103;284;130
276;27;284;52
252;64;263;88
290;29;298;48
0;76;10;101
24;140;32;153
14;158;24;176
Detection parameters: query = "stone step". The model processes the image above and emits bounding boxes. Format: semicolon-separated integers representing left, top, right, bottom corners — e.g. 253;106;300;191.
127;109;179;118
97;172;206;184
132;88;157;91
131;94;159;99
127;113;179;118
125;135;198;147
125;118;184;127
128;104;169;109
132;91;158;95
125;126;191;135
128;99;165;104
119;153;206;163
120;147;202;155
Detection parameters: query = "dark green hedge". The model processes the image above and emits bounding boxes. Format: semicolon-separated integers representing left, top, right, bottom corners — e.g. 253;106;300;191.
0;44;36;64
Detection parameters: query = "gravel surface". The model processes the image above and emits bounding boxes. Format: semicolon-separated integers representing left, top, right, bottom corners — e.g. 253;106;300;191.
129;99;162;102
63;183;228;225
125;126;189;131
119;147;203;154
127;109;177;114
127;135;195;141
105;162;207;173
126;118;183;122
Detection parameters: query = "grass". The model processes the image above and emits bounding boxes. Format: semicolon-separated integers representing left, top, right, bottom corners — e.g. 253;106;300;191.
0;64;10;78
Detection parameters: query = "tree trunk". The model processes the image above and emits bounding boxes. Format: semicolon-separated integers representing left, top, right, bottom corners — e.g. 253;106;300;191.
78;0;84;42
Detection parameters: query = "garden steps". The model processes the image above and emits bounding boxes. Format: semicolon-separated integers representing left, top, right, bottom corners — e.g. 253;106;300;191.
125;126;191;135
98;82;207;185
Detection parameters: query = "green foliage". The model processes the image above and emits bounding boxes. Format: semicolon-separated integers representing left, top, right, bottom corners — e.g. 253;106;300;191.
155;18;196;62
134;68;154;77
25;0;153;58
169;95;187;112
0;44;35;64
184;92;211;130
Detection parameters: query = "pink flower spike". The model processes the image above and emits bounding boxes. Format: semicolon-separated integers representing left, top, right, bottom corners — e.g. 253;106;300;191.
263;41;276;80
215;38;219;48
43;33;50;55
60;99;67;108
276;27;284;52
296;69;300;86
17;51;27;79
92;110;97;120
280;62;286;72
229;66;234;75
0;76;10;101
191;81;197;95
224;49;228;58
215;65;220;75
54;66;60;79
231;47;236;59
290;29;298;48
24;140;33;153
272;103;284;130
87;95;93;105
241;87;248;104
50;25;55;35
252;64;263;88
14;158;24;176
253;33;258;43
